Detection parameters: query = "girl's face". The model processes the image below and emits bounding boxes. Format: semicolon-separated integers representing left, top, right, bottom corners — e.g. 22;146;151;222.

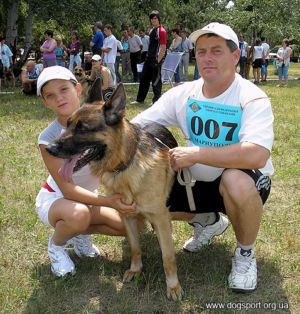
42;80;81;121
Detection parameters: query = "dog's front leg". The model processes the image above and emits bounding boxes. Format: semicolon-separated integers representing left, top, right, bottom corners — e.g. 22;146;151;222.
150;210;183;301
122;216;143;282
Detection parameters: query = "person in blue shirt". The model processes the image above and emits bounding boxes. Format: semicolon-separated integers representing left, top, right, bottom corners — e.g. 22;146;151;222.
90;21;104;55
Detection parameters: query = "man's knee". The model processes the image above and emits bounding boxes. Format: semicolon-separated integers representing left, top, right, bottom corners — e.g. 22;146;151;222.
220;169;258;200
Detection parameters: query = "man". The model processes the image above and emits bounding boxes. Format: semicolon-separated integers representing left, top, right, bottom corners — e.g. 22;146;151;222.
21;60;43;95
121;30;132;81
127;27;143;83
169;28;183;84
132;22;274;293
179;31;193;81
261;37;270;82
131;10;167;105
90;21;104;55
238;34;248;78
102;24;118;85
139;29;150;63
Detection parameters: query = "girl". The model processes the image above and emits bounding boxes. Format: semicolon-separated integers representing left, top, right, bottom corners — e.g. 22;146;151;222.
36;66;135;277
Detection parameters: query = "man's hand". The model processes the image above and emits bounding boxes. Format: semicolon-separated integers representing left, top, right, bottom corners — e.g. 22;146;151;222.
169;146;200;171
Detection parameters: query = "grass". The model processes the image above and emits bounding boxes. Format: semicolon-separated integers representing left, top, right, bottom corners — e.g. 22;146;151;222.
0;63;299;314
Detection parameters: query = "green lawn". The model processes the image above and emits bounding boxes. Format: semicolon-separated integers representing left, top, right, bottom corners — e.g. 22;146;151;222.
0;65;299;313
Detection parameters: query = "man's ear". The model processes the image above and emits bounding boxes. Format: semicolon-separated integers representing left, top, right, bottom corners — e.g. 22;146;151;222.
104;83;126;126
86;78;103;103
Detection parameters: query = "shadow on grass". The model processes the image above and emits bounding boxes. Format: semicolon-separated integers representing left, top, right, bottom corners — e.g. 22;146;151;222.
24;231;290;314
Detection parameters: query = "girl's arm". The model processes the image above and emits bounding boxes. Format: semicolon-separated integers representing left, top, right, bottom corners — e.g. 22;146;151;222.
39;144;136;213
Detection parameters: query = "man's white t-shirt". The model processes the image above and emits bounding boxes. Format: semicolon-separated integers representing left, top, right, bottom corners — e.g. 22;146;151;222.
132;74;274;182
261;42;270;60
103;34;117;64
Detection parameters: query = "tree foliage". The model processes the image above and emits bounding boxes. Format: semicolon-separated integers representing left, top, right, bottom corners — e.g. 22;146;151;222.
0;0;299;54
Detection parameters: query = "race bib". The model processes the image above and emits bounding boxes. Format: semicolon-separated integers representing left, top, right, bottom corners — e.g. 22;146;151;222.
186;98;242;147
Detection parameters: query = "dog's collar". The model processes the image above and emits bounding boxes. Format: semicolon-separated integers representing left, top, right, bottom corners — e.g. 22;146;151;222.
112;123;140;174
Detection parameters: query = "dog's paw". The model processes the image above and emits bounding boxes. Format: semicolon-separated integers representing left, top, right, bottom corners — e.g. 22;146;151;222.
122;269;141;282
167;284;184;301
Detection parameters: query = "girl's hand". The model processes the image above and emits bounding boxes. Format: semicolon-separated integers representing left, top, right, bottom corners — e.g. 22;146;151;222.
107;194;137;215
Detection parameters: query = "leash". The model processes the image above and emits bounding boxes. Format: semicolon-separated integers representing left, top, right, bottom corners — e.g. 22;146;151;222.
154;137;197;211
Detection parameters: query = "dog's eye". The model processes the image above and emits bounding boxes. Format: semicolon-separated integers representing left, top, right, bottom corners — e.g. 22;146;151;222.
75;120;89;132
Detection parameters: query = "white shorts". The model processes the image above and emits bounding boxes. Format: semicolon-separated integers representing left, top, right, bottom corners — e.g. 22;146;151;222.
35;188;63;227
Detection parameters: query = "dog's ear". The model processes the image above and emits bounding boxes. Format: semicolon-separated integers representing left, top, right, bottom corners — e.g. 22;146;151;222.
85;78;103;103
104;84;126;126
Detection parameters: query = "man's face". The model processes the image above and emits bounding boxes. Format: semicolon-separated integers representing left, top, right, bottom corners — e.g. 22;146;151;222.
103;28;110;37
139;31;145;38
195;35;240;83
150;16;160;27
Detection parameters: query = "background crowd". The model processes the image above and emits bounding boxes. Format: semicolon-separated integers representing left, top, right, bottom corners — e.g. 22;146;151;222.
0;17;295;96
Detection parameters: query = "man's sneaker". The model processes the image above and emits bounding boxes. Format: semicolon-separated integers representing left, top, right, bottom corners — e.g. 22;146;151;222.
130;100;144;105
183;214;229;252
48;237;75;277
228;247;257;293
69;235;100;258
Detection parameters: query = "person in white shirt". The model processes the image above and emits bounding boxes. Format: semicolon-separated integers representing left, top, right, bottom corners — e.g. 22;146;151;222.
276;38;293;87
102;24;118;85
35;66;135;277
128;27;143;82
261;37;270;82
139;29;150;63
132;22;274;294
252;38;264;84
179;31;193;81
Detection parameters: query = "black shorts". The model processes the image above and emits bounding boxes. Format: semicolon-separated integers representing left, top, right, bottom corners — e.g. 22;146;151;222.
167;169;271;214
0;60;3;79
252;59;263;68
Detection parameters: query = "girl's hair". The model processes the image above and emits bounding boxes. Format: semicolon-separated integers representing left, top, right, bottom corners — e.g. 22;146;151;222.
282;38;289;46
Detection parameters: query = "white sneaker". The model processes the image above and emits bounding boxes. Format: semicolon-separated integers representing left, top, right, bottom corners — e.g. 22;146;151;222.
130;100;144;105
183;214;229;252
69;235;100;258
48;237;75;277
228;247;257;292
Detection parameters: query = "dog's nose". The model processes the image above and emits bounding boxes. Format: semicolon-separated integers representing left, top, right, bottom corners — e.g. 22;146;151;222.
46;142;61;157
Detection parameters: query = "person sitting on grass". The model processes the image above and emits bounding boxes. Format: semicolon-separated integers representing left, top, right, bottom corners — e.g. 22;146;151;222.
87;54;115;101
21;60;43;95
35;66;135;277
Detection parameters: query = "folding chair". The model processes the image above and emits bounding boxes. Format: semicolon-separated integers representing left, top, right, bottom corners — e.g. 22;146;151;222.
161;52;184;87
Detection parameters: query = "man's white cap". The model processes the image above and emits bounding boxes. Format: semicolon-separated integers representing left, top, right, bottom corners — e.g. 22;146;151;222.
189;22;239;48
91;54;102;61
37;66;77;96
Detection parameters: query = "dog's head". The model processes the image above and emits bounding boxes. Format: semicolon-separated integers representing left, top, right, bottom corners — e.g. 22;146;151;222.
46;79;126;181
74;66;86;80
4;67;14;80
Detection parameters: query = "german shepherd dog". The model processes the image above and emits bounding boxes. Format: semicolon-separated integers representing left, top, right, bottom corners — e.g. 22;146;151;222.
4;67;16;88
74;66;89;103
46;79;183;300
